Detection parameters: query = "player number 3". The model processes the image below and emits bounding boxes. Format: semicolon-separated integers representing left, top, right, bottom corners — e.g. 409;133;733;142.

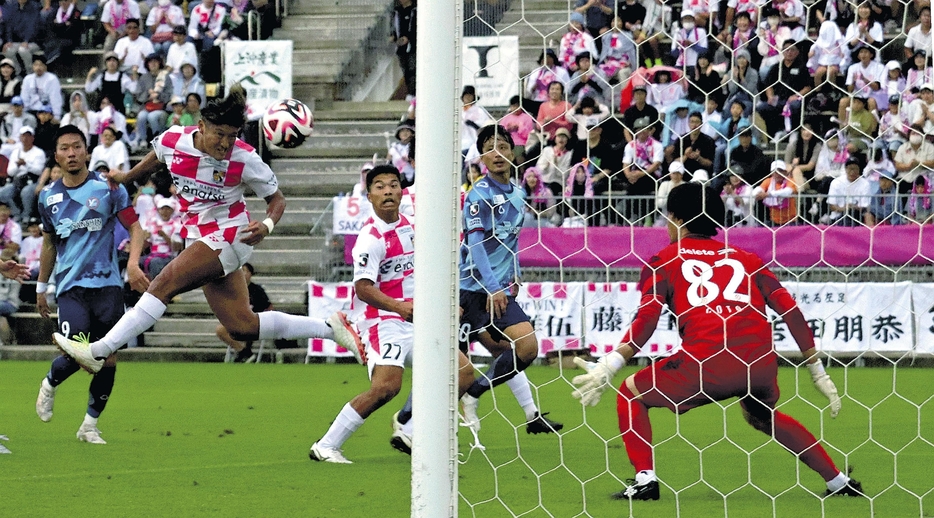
681;258;751;307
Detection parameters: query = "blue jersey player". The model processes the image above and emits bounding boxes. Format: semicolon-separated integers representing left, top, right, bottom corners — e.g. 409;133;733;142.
458;125;561;435
34;125;146;445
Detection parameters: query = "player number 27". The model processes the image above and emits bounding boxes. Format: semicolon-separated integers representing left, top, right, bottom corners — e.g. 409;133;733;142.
681;258;751;307
381;343;402;360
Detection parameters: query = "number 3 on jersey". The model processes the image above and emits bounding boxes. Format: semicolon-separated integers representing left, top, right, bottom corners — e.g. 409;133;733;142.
681;258;751;307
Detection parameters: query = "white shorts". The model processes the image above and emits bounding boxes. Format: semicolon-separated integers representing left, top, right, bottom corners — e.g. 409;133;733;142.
364;319;413;379
186;227;254;276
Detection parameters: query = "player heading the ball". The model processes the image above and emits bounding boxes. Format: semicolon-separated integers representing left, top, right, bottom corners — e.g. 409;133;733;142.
53;85;345;375
570;182;865;501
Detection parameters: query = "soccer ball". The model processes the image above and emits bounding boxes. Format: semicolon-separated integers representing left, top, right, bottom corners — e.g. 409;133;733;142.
262;99;314;148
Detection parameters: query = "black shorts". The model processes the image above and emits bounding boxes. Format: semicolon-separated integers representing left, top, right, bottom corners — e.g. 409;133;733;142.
459;289;531;350
57;286;125;344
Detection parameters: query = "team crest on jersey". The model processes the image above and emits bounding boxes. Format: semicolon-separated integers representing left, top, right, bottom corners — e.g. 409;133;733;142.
468;203;480;216
213;170;225;183
86;197;100;210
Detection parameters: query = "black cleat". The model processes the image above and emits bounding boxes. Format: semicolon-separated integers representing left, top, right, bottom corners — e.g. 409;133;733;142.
825;477;865;497
526;412;563;434
389;434;412;455
233;347;255;363
611;479;660;501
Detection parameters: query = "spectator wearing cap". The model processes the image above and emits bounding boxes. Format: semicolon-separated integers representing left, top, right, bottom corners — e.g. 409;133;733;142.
0;59;22;111
188;0;227;52
904;6;932;60
114;18;155;72
101;0;142;51
827;157;873;226
43;0;82;65
131;53;172;149
0;125;45;220
620;116;663;223
753;160;798;226
681;0;717;31
655;160;686;223
573;0;613;38
536;127;573;196
567;52;609;105
622;84;658;142
885;61;906;99
90;125;130;173
894;125;934;189
459;86;492;157
567;95;609;141
755;40;810;139
86;52;139;115
839;45;885;123
907;83;934;136
841;3;882;70
147;0;185;56
168;62;206;110
559;12;598;72
868;168;904;225
2;0;42;74
21;57;63;121
33;104;58;156
783;120;822;190
879;95;909;153
499;96;536;166
165;25;197;73
672;10;707;73
724;48;758;112
0;96;36;157
524;49;571;114
140;196;182;278
166;95;185;126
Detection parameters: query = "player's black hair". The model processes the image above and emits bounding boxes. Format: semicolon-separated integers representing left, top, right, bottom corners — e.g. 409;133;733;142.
365;164;402;191
201;83;246;128
476;124;514;152
243;262;255;275
667;182;724;237
54;124;88;149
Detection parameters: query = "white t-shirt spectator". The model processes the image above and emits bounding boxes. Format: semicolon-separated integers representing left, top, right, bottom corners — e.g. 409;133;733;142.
146;4;185;35
894;140;934;183
845;60;886;97
90;141;131;172
0;220;23;252
165;40;197;72
114;35;155;71
188;2;226;39
7;145;46;179
904;25;933;57
20;232;41;275
622;137;664;170
827;174;872;219
100;0;142;30
21;72;63;120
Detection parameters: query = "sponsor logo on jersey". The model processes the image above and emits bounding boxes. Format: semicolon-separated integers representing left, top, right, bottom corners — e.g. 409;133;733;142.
86;197;100;210
468;217;481;228
679;248;715;256
46;193;63;205
357;253;369;267
493;194;506;205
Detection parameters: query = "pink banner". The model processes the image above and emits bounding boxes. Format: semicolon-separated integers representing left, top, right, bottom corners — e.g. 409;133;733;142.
344;226;934;268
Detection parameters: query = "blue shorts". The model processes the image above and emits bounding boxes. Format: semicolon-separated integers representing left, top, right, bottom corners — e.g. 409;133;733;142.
57;286;125;343
459;289;530;349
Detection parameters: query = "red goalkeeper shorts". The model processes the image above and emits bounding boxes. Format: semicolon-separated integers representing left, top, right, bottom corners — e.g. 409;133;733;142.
631;344;779;414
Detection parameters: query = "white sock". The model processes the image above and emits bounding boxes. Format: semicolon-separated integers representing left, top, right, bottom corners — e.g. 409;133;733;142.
401;417;414;436
82;414;99;428
91;293;166;358
826;472;847;492
259;312;334;341
506;372;538;421
319;403;364;450
635;470;656;484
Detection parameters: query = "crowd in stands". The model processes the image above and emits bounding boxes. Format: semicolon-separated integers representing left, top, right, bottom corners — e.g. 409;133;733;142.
382;0;934;229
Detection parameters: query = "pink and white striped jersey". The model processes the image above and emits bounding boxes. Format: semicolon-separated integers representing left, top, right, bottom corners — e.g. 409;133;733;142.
152;125;279;243
350;213;415;330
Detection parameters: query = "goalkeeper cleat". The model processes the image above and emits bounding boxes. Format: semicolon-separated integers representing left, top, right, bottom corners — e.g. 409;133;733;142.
76;425;107;445
460;394;481;433
612;479;660;501
36;378;56;422
309;441;352;464
826;478;865;497
526;412;563;434
53;333;103;374
327;312;367;365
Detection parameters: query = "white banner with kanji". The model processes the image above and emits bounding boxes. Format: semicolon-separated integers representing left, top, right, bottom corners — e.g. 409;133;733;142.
515;282;585;355
582;282;681;358
911;283;934;354
306;281;357;358
768;282;915;352
224;40;293;120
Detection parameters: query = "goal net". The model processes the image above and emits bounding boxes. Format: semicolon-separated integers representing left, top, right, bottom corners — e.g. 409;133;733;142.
420;0;934;516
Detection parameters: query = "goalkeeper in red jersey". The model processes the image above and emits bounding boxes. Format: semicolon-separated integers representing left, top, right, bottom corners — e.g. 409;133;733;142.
571;182;865;501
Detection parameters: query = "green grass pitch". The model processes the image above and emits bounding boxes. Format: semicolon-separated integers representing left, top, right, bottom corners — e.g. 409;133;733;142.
0;360;931;517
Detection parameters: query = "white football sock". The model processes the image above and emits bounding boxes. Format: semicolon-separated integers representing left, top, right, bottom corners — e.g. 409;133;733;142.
635;470;656;484
401;417;414;436
82;414;99;428
91;293;166;358
826;472;847;492
319;403;364;449
258;311;334;341
506;372;538;421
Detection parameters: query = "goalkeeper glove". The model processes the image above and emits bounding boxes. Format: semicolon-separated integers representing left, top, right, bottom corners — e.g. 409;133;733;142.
807;360;841;418
571;351;626;407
